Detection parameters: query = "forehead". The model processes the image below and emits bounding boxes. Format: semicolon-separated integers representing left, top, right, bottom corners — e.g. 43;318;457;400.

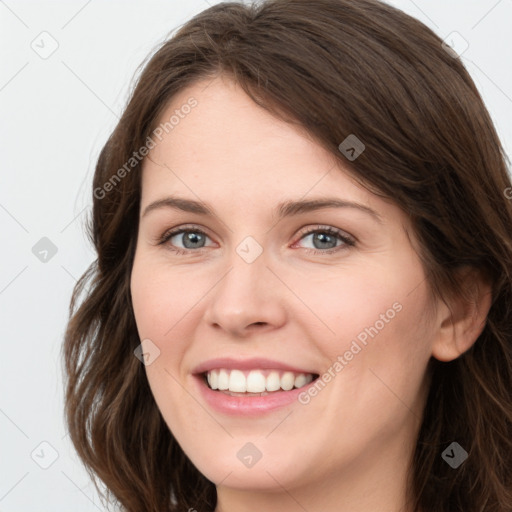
144;78;356;192
140;76;407;233
149;77;330;170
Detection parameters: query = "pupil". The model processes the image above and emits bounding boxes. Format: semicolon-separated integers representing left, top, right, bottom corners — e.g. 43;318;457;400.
184;232;204;248
314;233;335;249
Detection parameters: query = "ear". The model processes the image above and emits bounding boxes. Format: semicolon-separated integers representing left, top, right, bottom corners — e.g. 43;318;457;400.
431;266;493;362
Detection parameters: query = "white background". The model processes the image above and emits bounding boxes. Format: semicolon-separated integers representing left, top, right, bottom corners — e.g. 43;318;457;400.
1;0;511;510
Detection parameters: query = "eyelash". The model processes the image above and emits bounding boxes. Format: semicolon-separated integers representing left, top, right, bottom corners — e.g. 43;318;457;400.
157;224;355;256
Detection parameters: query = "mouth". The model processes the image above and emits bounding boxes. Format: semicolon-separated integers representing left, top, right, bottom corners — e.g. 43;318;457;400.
200;368;320;397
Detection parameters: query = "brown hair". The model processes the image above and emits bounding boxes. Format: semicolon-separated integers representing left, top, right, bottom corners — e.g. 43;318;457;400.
62;0;512;510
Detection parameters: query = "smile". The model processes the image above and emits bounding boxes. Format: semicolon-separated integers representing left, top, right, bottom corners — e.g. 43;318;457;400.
204;368;317;395
191;357;320;415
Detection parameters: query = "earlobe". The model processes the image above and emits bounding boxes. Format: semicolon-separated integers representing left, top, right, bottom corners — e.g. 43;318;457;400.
431;266;493;362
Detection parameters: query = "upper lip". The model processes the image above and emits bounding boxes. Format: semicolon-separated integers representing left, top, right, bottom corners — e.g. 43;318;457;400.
192;357;318;376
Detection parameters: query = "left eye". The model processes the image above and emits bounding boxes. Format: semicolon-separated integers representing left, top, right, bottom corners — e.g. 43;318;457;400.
296;227;354;252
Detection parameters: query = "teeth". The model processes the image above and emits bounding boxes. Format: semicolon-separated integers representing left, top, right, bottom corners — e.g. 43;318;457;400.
205;368;314;393
246;370;266;392
281;371;295;391
217;369;229;390
266;371;281;392
208;369;218;390
294;373;307;388
229;370;247;392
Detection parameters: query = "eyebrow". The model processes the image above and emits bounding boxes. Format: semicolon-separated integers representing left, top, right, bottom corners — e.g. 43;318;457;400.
142;195;383;224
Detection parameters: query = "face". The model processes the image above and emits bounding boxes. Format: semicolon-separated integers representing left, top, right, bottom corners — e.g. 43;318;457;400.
130;75;437;500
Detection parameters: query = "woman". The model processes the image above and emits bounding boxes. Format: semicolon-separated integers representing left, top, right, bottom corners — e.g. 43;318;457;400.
63;0;512;511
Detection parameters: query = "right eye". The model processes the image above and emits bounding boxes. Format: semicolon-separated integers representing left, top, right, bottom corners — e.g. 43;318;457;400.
158;225;215;255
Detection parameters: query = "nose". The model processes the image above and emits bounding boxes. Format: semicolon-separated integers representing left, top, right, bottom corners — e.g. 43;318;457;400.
203;246;288;338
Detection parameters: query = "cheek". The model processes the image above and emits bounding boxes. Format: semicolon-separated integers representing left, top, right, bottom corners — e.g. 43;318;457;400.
333;279;433;433
130;257;189;401
131;256;168;334
286;260;415;354
130;255;216;385
130;260;202;435
296;253;433;406
130;255;199;341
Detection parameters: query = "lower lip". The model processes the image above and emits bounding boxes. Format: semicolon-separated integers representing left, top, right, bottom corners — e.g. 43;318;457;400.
193;374;316;416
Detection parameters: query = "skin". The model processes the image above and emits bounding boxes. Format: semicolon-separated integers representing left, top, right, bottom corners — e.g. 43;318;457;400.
130;74;492;512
